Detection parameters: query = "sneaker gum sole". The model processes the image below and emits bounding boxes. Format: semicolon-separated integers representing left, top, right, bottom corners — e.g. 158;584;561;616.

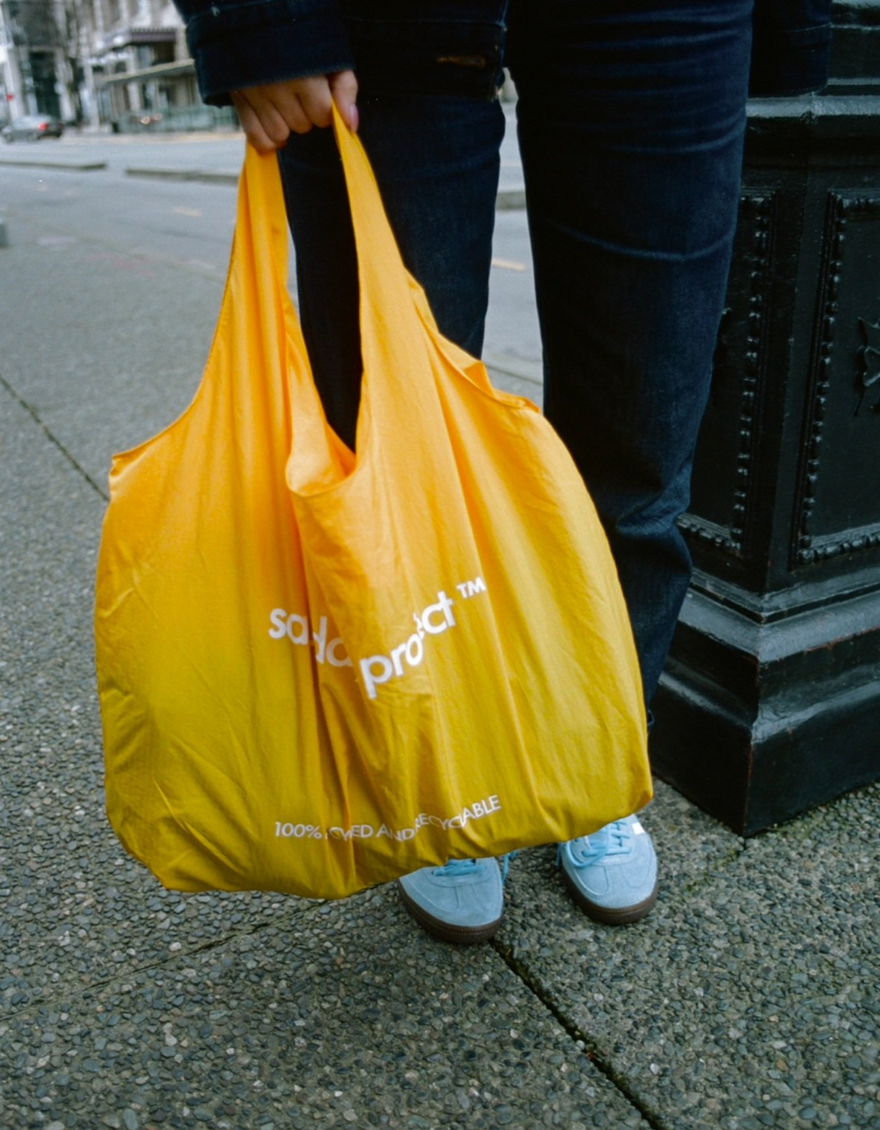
397;883;503;945
560;868;659;926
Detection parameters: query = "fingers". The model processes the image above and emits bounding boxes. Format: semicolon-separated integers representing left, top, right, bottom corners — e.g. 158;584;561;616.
330;70;359;131
295;76;336;129
231;91;295;152
232;72;360;152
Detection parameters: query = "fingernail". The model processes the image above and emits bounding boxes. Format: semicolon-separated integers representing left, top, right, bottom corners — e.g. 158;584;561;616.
349;104;359;132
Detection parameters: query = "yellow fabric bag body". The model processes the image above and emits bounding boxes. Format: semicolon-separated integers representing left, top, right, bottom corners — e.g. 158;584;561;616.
95;112;652;900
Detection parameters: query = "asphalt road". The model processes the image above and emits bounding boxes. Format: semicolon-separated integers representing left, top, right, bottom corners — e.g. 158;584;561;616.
0;126;542;389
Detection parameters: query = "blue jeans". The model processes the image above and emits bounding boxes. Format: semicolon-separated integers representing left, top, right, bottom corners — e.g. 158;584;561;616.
278;0;754;707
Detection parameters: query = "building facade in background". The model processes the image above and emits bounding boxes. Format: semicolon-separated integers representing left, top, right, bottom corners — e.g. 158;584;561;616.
0;0;232;131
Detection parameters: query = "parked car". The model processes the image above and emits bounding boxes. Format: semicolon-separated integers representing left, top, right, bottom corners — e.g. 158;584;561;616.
1;115;65;143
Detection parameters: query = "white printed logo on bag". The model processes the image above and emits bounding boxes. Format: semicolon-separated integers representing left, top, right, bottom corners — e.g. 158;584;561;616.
359;590;456;700
268;577;487;701
267;611;352;667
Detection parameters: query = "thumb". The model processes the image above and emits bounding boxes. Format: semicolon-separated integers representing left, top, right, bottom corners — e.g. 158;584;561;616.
330;69;359;131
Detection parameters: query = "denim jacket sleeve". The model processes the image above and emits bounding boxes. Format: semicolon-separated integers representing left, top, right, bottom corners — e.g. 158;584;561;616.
749;0;833;97
177;0;835;107
174;0;355;105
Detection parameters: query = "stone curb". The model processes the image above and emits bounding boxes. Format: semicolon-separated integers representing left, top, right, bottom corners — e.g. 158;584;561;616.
0;158;107;171
124;165;529;209
125;166;239;185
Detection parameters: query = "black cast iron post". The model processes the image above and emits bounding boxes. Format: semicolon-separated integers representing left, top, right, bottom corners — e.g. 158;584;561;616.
650;1;880;835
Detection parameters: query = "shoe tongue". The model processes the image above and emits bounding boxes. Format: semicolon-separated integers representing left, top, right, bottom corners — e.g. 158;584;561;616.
604;822;630;855
440;859;478;877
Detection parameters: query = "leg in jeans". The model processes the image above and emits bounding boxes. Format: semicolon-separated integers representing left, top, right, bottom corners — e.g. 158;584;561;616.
517;0;759;926
509;0;753;925
509;0;754;705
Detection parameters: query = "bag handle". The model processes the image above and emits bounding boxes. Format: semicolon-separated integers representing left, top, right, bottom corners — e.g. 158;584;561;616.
231;139;356;482
237;106;429;371
237;140;296;319
327;104;463;446
329;104;428;332
236;105;408;292
236;108;454;484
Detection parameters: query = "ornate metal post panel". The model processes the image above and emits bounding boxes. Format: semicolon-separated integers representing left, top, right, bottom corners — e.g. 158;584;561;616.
651;3;880;834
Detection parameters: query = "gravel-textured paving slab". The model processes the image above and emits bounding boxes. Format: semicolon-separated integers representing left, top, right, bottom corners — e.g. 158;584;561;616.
0;389;309;1017
0;886;653;1130
496;782;880;1130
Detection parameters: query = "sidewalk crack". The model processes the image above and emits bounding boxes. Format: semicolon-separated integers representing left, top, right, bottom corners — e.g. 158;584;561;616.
0;909;307;1024
0;371;108;501
490;935;670;1130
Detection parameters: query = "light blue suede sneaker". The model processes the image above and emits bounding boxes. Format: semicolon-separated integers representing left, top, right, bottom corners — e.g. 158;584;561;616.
557;814;658;925
397;857;505;944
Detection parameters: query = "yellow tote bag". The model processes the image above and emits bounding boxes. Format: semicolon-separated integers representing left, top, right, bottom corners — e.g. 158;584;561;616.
95;109;652;900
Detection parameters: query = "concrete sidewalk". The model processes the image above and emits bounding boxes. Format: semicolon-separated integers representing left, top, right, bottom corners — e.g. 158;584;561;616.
0;164;878;1130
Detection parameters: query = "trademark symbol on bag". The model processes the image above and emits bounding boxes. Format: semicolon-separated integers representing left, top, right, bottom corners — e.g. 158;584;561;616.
456;576;487;599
